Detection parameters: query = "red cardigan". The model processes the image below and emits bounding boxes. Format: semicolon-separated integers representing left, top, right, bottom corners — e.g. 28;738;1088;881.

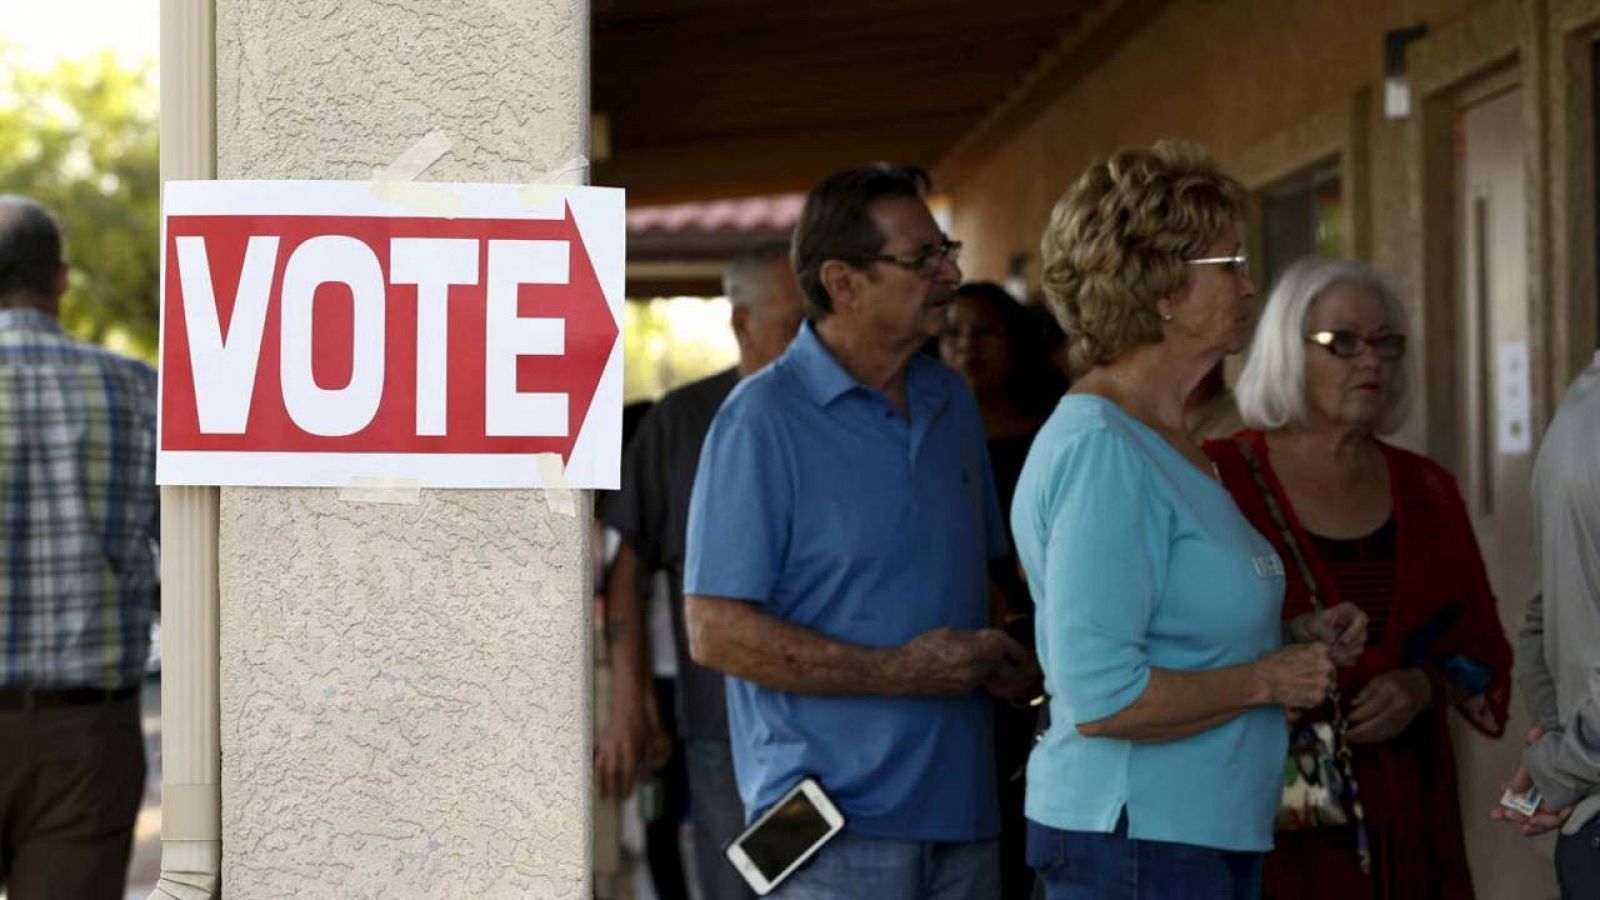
1206;431;1511;899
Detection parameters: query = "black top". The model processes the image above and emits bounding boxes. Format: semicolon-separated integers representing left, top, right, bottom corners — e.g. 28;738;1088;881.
986;430;1037;529
1306;518;1398;649
599;367;741;740
987;429;1040;625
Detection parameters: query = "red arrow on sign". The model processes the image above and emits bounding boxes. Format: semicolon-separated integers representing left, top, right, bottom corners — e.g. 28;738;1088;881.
160;203;619;463
511;204;617;463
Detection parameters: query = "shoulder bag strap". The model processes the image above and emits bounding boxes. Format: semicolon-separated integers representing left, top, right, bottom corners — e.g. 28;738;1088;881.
1235;438;1372;875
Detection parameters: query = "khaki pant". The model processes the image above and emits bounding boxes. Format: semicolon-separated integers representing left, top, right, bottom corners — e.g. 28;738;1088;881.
0;695;145;900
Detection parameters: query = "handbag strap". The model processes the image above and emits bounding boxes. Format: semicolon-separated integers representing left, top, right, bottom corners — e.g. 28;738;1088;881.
1236;440;1324;614
1234;437;1373;875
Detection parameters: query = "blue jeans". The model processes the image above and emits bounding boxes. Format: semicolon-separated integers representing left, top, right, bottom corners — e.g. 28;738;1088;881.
1026;815;1262;900
769;832;1000;900
684;739;755;899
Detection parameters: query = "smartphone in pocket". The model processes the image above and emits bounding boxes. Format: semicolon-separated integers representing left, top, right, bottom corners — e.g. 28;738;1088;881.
724;776;845;896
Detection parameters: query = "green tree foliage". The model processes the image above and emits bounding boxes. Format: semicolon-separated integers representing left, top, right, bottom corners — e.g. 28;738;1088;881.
0;47;159;359
622;297;738;402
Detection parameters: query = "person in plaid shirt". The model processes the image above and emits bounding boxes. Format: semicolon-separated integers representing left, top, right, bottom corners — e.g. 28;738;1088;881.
0;196;158;899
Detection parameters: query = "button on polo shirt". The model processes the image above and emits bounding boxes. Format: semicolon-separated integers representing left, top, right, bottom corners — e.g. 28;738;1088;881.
685;322;1008;842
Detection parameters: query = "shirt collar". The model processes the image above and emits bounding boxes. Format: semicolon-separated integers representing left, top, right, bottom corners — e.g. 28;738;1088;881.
787;320;862;407
0;307;63;335
785;320;950;417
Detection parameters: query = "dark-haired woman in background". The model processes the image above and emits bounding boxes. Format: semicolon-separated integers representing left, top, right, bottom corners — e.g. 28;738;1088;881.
941;282;1067;537
940;281;1066;898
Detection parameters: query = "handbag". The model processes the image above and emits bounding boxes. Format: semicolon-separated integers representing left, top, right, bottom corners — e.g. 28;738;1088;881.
1236;439;1372;875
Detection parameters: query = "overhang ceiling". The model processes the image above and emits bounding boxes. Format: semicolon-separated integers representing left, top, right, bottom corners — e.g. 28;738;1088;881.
593;0;1117;206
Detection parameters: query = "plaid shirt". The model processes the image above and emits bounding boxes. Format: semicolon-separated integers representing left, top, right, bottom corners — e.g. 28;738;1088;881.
0;307;158;689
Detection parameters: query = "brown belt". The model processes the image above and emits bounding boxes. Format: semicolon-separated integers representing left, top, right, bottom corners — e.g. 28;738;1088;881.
0;685;139;711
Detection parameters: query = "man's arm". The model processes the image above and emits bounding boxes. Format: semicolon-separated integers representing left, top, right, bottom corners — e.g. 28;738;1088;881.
594;541;669;799
1518;592;1563;732
1494;726;1576;836
686;593;1022;697
1525;688;1600;810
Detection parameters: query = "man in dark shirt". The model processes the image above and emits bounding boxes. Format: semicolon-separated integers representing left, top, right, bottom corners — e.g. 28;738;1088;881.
596;240;803;898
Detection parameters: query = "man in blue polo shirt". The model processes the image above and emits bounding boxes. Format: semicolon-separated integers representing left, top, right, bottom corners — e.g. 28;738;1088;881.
683;164;1035;898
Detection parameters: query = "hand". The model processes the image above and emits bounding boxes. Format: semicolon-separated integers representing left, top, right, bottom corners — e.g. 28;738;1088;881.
984;640;1043;704
643;701;673;770
1347;668;1432;744
886;627;1020;697
594;679;671;799
1255;642;1335;709
1297;603;1367;667
1491;726;1574;836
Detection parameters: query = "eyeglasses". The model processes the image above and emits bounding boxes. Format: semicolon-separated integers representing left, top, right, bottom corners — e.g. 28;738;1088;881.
1305;329;1407;360
865;237;962;278
1186;251;1249;274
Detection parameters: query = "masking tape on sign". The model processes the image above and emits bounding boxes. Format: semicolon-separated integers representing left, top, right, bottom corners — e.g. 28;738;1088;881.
370;129;462;216
517;155;589;209
534;452;576;516
377;129;452;181
363;140;585;511
339;476;423;506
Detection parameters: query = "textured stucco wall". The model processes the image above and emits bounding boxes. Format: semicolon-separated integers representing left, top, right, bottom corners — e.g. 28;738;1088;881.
214;1;591;897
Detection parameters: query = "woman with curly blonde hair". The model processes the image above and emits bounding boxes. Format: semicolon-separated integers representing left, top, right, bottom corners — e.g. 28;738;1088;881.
1010;143;1367;898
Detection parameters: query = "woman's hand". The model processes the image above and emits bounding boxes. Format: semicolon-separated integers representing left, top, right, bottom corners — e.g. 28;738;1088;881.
1255;642;1336;709
1286;602;1368;666
1347;667;1432;744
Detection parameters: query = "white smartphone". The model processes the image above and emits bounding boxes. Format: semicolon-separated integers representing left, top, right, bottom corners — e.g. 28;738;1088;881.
724;777;846;896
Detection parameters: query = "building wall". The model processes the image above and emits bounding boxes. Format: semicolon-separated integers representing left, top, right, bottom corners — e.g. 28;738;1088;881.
946;0;1475;291
214;1;592;897
943;1;1600;897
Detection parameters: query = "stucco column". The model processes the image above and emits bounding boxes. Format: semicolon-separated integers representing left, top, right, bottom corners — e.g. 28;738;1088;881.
213;2;592;897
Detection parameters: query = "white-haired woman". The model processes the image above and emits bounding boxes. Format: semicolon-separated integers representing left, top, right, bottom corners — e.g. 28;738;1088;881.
1205;257;1512;900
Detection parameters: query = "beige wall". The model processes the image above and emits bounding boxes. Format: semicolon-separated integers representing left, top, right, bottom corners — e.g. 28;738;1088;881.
942;1;1600;897
943;0;1600;440
214;1;592;897
945;0;1477;290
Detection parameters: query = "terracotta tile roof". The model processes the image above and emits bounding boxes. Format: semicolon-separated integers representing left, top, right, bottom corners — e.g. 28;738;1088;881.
627;193;804;236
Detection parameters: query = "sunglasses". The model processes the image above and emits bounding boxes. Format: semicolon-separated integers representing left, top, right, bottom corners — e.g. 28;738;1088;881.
1305;329;1407;360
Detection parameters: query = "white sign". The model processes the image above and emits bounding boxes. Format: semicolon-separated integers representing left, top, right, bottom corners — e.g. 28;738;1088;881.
1497;339;1532;456
158;180;625;488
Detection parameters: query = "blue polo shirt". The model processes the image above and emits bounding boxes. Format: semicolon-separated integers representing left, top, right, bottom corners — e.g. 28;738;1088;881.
1012;395;1287;852
684;322;1008;841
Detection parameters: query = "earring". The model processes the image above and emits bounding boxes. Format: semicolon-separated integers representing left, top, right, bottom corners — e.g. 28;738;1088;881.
1161;312;1173;322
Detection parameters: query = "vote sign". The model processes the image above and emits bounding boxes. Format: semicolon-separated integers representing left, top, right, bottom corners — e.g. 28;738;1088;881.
157;181;624;488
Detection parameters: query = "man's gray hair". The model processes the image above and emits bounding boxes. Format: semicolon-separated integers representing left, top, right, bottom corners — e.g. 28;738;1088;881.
722;240;792;308
1236;256;1412;435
